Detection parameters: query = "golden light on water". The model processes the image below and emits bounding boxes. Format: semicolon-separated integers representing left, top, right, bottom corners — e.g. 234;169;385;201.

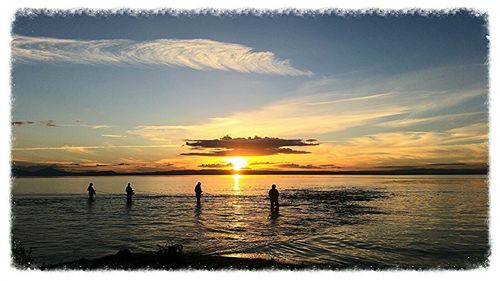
232;174;242;192
225;157;248;171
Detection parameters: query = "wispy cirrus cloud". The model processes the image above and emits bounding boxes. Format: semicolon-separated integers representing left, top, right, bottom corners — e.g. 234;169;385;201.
128;99;407;143
128;64;486;146
12;144;180;152
101;134;127;138
377;111;485;128
12;35;311;76
311;121;488;169
11;119;117;129
68;124;117;129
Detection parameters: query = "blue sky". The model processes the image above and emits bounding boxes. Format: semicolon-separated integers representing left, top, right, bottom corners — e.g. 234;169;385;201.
11;11;489;171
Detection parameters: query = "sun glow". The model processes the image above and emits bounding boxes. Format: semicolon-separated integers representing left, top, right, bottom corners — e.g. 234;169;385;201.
225;157;248;171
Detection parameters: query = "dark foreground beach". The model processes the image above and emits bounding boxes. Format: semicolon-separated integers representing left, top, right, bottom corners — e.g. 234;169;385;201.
41;247;295;270
14;242;488;270
31;250;490;271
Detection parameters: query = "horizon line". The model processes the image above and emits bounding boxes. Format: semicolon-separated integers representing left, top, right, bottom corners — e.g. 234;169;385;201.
12;166;488;177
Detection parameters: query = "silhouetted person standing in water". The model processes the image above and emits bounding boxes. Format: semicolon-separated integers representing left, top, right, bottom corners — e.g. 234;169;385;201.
194;182;203;206
125;183;134;204
269;184;279;211
87;183;96;201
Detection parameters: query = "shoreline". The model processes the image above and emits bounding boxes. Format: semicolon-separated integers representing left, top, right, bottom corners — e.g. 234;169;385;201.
31;248;488;271
39;248;305;270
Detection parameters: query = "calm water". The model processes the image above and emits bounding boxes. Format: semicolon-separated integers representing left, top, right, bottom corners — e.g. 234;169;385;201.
11;175;489;268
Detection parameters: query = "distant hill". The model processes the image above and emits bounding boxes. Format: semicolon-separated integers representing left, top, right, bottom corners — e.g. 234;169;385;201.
11;166;71;177
11;166;118;177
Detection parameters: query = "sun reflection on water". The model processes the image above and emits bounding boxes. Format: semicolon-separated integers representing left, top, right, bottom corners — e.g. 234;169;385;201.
232;174;242;195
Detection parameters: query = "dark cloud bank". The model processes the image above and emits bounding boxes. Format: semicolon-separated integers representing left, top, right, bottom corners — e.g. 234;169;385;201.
11;120;58;127
182;135;319;156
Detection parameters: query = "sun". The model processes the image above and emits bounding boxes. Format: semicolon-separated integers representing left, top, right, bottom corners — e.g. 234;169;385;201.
225;157;248;171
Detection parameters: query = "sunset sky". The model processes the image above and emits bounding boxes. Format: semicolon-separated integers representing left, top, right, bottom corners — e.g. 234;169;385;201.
11;11;488;173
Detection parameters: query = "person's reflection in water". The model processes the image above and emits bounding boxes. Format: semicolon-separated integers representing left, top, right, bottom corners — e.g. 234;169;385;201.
85;197;96;234
125;198;133;214
87;195;96;209
268;207;280;234
270;209;280;220
195;203;202;220
193;200;204;234
124;198;133;227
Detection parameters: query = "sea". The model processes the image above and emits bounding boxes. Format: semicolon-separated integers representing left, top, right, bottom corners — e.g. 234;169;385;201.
11;174;489;269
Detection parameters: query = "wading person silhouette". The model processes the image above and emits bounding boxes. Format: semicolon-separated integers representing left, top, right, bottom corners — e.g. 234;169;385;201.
194;182;203;206
269;184;279;211
87;183;96;201
125;183;134;204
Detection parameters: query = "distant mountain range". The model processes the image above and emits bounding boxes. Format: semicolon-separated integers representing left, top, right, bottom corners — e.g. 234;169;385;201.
11;166;119;177
11;165;488;177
